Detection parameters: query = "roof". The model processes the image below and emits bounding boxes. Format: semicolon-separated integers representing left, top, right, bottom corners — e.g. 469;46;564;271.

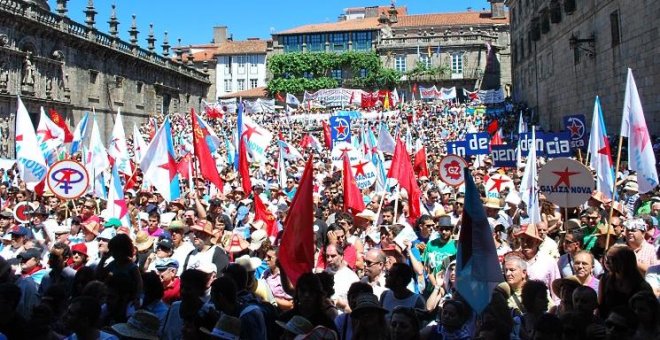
214;40;269;56
181;49;216;62
219;86;268;99
276;17;380;35
276;10;508;35
394;11;509;27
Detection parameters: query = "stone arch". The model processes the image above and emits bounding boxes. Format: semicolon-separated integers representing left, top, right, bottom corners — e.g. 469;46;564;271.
17;36;38;55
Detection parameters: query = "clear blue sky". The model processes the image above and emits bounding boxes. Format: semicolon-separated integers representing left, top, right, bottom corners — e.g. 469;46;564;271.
48;0;492;48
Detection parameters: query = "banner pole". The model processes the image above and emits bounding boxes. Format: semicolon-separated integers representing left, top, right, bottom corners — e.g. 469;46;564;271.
605;134;624;250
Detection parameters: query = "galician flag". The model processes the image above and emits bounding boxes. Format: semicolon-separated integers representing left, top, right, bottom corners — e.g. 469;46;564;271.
108;109;131;175
107;162;131;227
516;111;527;169
132;123;149;163
278;140;303;160
70;112;89;155
86;114;110;199
15;97;47;190
241;115;273;163
588;96;615;199
621;68;658;193
140;117;181;201
36;107;65;165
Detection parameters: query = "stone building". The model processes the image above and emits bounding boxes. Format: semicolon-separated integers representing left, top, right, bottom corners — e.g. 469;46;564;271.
507;0;660;134
270;1;510;97
0;0;210;157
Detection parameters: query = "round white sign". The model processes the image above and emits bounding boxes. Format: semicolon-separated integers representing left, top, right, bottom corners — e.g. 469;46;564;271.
46;160;90;200
485;173;515;199
331;142;361;169
351;158;377;189
13;201;34;224
538;158;594;208
438;155;468;187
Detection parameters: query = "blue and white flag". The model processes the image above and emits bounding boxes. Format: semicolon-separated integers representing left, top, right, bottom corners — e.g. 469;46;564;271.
15;97;47;190
588;96;615;199
520;129;541;224
70;112;89;155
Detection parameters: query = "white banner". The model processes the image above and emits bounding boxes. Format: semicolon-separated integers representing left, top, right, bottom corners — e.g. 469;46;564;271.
478;88;505;104
303;88;364;107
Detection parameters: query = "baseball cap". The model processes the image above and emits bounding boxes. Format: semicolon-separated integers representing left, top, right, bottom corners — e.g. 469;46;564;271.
624;218;647;232
9;226;29;237
98;227;117;241
154;258;179;271
104;218;122;228
17;248;41;261
236;206;249;221
157;238;174;250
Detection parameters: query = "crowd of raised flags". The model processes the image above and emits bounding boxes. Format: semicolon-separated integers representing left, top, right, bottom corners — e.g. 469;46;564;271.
0;67;657;339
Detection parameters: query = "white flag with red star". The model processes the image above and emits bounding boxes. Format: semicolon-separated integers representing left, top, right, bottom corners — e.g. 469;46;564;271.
240;115;273;163
15;97;47;190
588;96;615;199
108;109;131;175
107;161;131;227
621;68;658;193
140;117;181;201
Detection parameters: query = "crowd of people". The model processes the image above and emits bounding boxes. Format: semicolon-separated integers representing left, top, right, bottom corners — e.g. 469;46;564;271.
0;98;658;340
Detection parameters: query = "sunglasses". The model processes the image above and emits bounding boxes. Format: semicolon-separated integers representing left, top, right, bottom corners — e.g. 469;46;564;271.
364;260;382;267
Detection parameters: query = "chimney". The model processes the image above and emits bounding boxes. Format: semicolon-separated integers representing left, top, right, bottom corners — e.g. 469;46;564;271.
213;26;228;45
489;0;506;19
364;6;379;18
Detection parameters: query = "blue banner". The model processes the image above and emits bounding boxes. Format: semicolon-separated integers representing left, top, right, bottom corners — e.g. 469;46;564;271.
490;145;517;167
329;116;351;148
518;132;572;158
563;114;588;149
464;133;491;155
447;141;467;157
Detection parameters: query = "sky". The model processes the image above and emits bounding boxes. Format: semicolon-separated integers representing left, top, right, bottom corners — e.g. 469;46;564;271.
48;0;493;48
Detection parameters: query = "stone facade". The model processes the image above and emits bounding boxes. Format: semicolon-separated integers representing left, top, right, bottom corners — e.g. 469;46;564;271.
0;0;210;158
270;2;511;98
507;0;660;134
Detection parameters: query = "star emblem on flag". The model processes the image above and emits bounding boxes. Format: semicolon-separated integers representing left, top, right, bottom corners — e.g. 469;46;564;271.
598;136;613;166
334;119;349;139
567;119;584;138
352;160;369;177
158;152;178;181
114;199;128;218
633;124;650;150
242;123;262;141
488;175;511;193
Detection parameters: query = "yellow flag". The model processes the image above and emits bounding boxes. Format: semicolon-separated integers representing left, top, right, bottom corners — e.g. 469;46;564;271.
427;46;432;58
384;92;390;110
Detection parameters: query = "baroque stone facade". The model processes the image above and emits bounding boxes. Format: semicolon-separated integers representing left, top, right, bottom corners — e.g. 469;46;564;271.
0;0;210;157
507;0;660;134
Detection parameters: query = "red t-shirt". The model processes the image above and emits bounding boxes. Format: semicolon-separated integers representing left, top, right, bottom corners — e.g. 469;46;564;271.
162;277;181;305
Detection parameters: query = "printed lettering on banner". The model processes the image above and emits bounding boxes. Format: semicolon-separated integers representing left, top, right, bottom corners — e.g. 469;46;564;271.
447;141;467;157
331;142;361;169
490;145;517;167
465;133;491;155
438;155;468;187
518;132;546;157
538;158;595;207
543;132;572;158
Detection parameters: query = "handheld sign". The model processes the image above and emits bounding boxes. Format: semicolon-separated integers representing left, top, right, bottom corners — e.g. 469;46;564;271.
13;201;34;224
485;173;514;199
438;155;468;187
538;158;594;207
46;160;89;200
331;142;361;169
351;158;377;190
329;116;351;148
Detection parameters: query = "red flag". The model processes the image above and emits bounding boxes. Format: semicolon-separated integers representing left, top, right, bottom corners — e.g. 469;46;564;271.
387;139;422;221
48;109;73;142
490;128;504;146
413;146;430;178
191;109;223;190
321;120;332;149
412;83;418;95
177;154;192;179
275;92;285;103
342;153;365;214
348;91;355;105
254;194;278;240
486;120;499;136
361;93;372;109
204;103;223;120
239;135;252;195
280;154;315;286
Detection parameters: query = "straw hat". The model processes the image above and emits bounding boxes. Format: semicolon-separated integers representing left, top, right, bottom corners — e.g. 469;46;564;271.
248;229;268;251
551;275;582;297
515;223;543;242
200;314;241;339
82;221;100;236
235;254;263;272
483;198;502;209
110;310;160;340
276;316;314;336
294;326;339;340
191;220;214;237
135;231;155;252
589;191;611;204
355;209;377;222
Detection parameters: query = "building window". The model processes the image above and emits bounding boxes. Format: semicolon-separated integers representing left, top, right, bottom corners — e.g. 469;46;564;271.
136;82;143;93
394;55;406;72
303;71;314;79
237;56;246;74
331;69;342;81
331;33;348;52
250;79;258;89
283;35;302;52
237;79;245;91
610;10;621;47
224;80;232;92
451;53;463;74
419;55;431;68
359;69;367;77
89;70;98;84
224;57;232;75
308;34;325;52
354;31;372;51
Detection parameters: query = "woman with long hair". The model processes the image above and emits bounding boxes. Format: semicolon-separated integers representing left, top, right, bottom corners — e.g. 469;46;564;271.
599;245;653;317
390;307;421;340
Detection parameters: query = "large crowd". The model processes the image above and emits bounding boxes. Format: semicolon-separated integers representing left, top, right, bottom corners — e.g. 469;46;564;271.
0;98;659;340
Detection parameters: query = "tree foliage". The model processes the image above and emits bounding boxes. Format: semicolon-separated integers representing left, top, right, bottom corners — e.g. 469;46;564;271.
267;51;401;94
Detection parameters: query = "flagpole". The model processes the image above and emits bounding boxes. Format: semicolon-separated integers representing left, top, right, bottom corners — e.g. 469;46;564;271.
393;185;400;224
372;190;387;229
605;134;624;250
